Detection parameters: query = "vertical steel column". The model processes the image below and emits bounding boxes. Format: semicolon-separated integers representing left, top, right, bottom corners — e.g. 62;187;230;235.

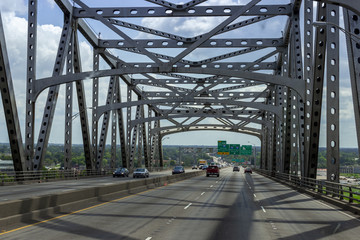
96;76;116;169
274;86;283;171
33;15;72;170
126;85;132;168
91;49;99;170
291;2;305;176
303;0;315;177
289;46;300;175
141;105;149;168
0;12;25;172
115;78;127;167
25;0;37;170
281;48;291;174
261;125;268;170
147;108;153;167
158;135;163;167
282;87;292;174
73;30;93;170
326;4;340;182
137;105;143;167
64;31;74;170
344;9;360;158
150;118;159;167
129;105;141;168
110;107;117;168
110;77;119;169
307;3;327;179
267;87;276;173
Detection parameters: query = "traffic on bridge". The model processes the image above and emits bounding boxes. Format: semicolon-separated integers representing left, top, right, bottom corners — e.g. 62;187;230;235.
1;0;360;239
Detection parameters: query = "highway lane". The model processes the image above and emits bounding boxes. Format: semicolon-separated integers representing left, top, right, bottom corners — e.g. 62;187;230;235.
1;168;360;239
0;169;183;202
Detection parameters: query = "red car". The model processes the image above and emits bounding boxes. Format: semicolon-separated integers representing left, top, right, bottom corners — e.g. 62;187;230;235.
206;165;219;177
244;167;252;174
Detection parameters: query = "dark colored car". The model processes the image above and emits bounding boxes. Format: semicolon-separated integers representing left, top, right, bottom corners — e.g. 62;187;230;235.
233;166;240;172
192;165;198;170
133;168;150;178
113;167;129;177
206;165;219;177
172;166;185;175
244;167;252;174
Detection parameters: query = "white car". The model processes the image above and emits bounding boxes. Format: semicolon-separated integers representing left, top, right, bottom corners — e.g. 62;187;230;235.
133;168;150;178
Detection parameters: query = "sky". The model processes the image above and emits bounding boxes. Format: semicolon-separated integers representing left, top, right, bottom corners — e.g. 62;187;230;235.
0;0;358;148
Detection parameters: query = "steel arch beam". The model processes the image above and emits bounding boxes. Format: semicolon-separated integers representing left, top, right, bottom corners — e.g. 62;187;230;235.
158;128;262;140
151;124;262;135
33;67;304;100
130;114;269;129
93;99;281;121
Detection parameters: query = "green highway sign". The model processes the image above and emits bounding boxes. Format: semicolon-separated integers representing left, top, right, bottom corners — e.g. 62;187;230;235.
229;144;240;155
217;140;229;155
240;145;252;155
232;159;240;162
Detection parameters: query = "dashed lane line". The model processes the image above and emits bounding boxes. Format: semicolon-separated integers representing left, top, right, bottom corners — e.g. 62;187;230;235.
261;206;266;213
184;203;192;210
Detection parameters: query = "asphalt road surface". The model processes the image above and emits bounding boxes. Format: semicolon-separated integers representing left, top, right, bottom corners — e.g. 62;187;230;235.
1;168;360;239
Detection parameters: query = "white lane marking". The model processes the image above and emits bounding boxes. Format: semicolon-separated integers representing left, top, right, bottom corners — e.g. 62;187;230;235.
145;237;152;240
333;223;341;234
261;206;266;213
270;221;277;230
216;181;219;183
201;192;205;195
184;203;192;209
195;196;200;200
210;185;213;188
253;194;257;198
249;187;252;189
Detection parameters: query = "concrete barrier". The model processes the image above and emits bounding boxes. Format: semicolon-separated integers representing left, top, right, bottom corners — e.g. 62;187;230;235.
0;170;205;228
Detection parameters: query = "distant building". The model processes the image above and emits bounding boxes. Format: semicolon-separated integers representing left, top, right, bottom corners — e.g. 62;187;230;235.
0;159;14;171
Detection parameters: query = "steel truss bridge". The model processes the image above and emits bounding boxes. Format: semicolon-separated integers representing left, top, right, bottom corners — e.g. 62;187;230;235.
0;0;359;182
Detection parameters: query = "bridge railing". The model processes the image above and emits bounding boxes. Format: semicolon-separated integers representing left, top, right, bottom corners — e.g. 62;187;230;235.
0;166;177;184
0;169;113;184
255;169;360;204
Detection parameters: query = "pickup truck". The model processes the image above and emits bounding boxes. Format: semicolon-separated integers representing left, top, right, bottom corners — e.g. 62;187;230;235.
206;165;219;177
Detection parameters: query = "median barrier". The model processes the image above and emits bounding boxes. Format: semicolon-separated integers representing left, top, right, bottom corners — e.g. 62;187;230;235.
0;170;205;229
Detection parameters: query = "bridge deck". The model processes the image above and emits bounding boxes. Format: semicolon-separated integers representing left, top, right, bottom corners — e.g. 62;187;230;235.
1;168;359;239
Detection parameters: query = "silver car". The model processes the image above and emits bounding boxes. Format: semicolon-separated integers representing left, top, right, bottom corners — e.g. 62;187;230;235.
133;168;150;178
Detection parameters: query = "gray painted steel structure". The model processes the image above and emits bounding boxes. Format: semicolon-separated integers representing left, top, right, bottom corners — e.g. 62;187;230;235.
0;0;359;182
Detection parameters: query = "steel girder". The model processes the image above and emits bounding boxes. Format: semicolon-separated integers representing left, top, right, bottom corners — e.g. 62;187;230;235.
0;12;25;172
32;68;305;99
151;125;262;138
0;0;358;178
24;0;38;170
344;9;360;161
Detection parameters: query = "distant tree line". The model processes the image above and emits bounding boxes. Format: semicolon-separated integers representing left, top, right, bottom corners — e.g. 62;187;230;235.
0;143;359;169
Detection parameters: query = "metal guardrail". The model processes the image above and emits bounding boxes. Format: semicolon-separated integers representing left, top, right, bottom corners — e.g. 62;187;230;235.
255;169;360;204
0;166;176;184
0;169;113;183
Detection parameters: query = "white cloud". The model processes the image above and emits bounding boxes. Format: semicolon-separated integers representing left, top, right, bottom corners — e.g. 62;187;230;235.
0;8;94;144
47;0;56;9
0;0;26;15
